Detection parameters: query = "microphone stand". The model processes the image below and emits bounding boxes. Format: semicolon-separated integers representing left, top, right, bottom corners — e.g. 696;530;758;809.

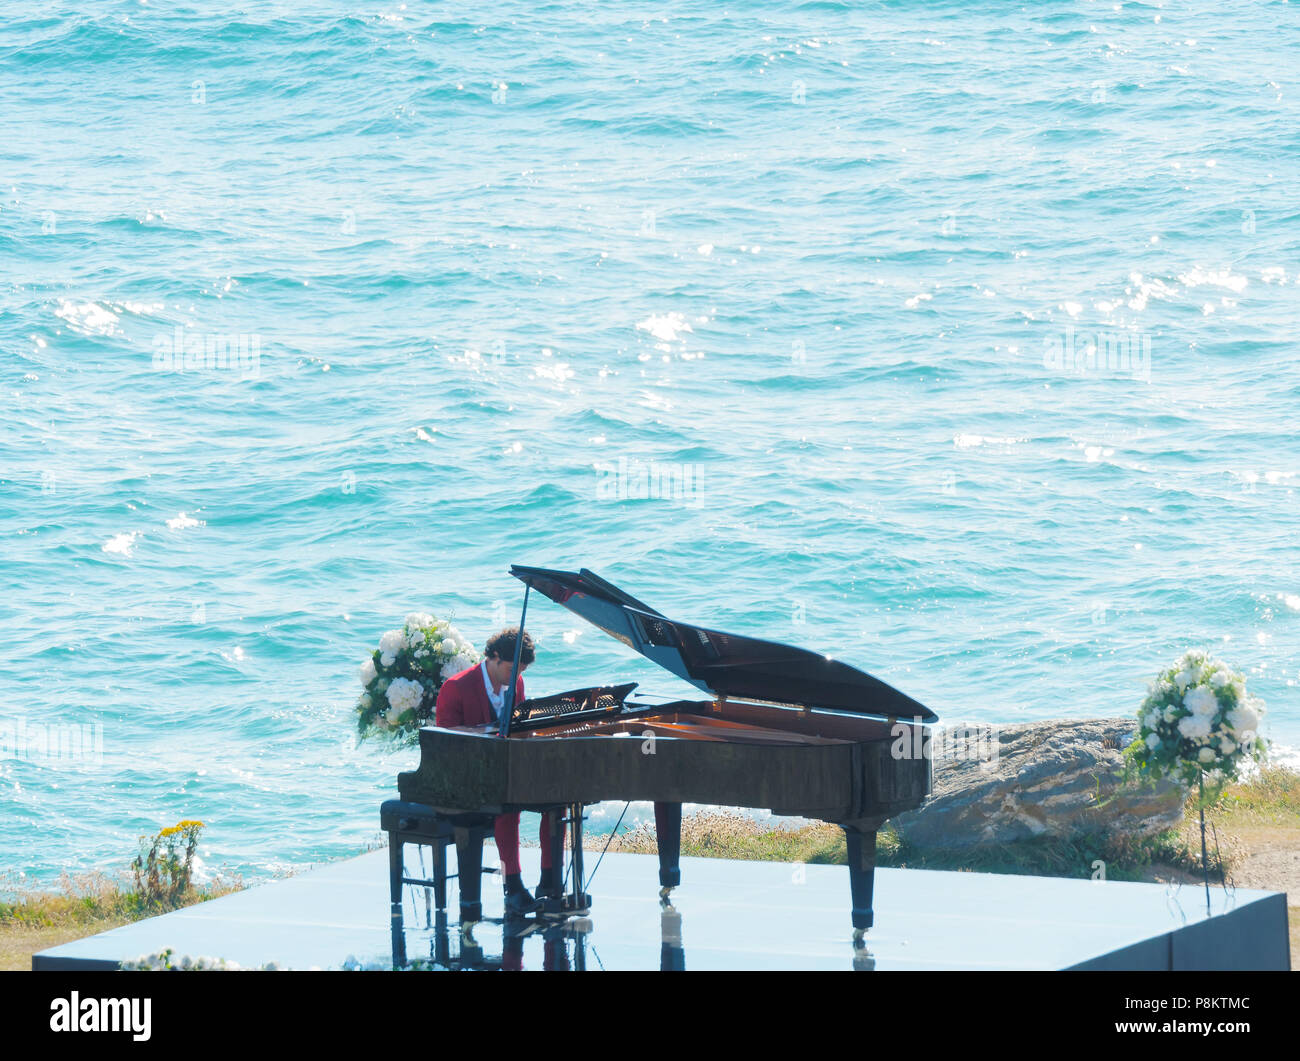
497;584;529;738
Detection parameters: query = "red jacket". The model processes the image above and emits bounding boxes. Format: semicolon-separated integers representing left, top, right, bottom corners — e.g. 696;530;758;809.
435;663;525;728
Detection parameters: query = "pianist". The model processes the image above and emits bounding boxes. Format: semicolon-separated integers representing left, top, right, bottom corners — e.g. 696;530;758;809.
434;627;561;916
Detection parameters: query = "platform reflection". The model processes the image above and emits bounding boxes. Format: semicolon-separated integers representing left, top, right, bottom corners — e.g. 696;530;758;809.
394;893;695;971
392;866;937;973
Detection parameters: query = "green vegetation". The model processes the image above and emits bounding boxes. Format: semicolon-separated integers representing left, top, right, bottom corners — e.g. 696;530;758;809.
875;819;1231;882
601;811;847;865
0;821;242;971
1;870;153;930
596;813;1225;881
1211;765;1300;828
131;819;205;910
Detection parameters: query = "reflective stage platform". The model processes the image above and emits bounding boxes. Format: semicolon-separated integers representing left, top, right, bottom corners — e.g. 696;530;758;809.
32;847;1290;971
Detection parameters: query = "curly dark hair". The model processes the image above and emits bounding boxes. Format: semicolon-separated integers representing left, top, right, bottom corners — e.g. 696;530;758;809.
484;627;535;667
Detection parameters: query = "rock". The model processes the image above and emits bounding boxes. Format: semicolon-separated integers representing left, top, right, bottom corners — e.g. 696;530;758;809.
890;718;1185;848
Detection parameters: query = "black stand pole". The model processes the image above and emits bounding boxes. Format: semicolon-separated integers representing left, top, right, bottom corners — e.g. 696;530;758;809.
498;584;530;738
569;801;587;911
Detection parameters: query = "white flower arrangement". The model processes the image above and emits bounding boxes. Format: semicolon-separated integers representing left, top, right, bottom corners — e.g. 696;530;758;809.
385;676;423;716
1126;649;1267;799
355;613;481;742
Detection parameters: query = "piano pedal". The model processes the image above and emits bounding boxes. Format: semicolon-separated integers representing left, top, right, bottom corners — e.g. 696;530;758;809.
539;894;592;919
539;906;591;920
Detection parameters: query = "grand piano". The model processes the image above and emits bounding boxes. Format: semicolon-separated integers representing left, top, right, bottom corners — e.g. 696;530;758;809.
393;564;937;945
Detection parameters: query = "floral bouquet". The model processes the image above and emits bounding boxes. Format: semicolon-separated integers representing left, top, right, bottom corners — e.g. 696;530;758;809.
1126;648;1267;801
356;613;480;742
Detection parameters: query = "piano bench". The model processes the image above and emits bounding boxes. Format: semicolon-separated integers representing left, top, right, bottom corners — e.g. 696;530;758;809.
380;800;498;916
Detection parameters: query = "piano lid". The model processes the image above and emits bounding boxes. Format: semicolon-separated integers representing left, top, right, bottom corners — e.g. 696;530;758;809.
509;565;938;724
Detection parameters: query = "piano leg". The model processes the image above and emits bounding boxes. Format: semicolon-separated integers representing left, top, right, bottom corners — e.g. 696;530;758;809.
389;839;406;967
654;801;682;893
432;841;448;912
453;825;485;923
547;808;565;886
842;822;880;940
433;909;451;967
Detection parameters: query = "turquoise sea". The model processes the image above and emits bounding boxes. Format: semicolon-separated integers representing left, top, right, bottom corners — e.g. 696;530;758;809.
2;1;1297;886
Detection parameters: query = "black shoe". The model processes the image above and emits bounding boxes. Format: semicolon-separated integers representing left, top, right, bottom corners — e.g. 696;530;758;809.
535;867;560;900
503;887;540;916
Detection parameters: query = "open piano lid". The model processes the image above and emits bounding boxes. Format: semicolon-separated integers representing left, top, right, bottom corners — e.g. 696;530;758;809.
510;565;938;724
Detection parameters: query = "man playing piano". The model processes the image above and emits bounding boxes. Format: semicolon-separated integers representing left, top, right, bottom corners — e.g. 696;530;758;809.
434;627;561;916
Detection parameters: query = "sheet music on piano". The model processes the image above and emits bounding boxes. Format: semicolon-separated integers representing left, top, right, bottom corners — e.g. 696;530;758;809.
508;682;639;730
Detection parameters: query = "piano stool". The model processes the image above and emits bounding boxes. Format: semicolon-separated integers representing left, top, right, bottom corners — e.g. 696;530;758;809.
380;800;498;924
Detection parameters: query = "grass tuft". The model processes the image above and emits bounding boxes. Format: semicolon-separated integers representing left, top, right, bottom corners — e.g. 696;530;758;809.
0;869;244;931
1213;765;1300;827
595;811;847;865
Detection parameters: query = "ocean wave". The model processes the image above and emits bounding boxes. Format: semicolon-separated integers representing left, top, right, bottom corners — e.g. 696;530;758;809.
3;0;1297;882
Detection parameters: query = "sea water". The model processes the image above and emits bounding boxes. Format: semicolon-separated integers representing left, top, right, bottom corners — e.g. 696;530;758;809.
1;1;1297;885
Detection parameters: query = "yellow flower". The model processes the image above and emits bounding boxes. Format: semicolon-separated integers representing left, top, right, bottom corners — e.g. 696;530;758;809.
158;820;204;838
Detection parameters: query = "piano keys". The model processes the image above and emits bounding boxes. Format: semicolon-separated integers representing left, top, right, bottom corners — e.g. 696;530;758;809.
396;564;938;944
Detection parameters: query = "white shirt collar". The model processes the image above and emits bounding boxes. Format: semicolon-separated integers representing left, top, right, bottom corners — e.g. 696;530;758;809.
481;660;505;718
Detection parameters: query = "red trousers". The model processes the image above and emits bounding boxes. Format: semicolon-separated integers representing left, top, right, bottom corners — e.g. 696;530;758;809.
494;811;559;876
